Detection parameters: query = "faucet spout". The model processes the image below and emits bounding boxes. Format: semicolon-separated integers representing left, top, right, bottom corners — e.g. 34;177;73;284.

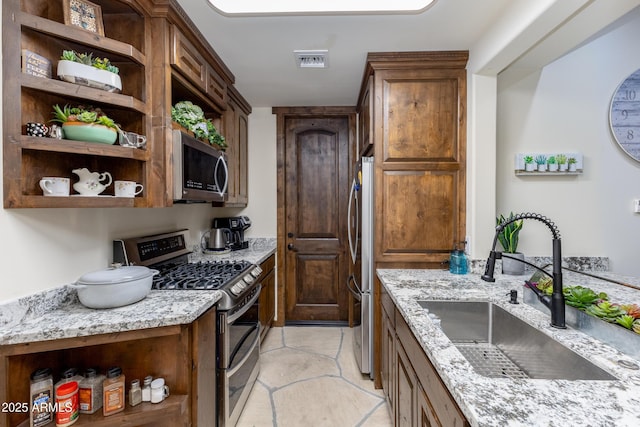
481;212;566;329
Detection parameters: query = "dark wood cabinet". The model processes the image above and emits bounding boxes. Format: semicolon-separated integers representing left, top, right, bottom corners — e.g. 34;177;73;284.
258;254;276;343
380;288;469;427
357;75;373;158
223;86;250;207
0;307;216;427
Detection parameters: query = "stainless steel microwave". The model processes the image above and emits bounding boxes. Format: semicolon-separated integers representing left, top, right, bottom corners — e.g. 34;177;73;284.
172;130;228;203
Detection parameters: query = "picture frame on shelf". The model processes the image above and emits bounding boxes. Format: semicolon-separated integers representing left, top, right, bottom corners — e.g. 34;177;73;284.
514;153;583;175
62;0;105;36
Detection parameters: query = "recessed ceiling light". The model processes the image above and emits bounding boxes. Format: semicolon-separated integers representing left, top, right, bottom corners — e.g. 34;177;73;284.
208;0;436;15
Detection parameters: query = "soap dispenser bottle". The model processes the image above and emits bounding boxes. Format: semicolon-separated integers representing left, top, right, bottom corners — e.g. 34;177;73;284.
449;242;468;275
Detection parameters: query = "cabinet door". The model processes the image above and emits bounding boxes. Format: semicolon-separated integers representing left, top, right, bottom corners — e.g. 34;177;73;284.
192;307;217;426
418;383;442;427
171;25;207;91
396;340;417;427
224;100;239;204
375;67;466;264
236;108;249;205
358;76;373;157
206;65;228;109
259;268;276;343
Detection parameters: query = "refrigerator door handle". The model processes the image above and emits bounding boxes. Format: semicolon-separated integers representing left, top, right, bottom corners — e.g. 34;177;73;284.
347;177;359;264
346;274;362;300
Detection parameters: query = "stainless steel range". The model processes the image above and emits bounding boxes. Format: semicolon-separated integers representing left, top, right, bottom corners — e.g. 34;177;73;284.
113;229;262;427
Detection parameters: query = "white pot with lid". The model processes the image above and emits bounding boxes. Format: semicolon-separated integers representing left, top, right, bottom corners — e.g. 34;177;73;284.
72;264;158;309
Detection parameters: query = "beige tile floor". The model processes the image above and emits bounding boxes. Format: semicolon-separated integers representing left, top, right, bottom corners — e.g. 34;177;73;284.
237;326;393;427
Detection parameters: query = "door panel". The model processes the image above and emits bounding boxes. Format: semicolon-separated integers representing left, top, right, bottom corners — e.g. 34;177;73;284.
284;117;350;322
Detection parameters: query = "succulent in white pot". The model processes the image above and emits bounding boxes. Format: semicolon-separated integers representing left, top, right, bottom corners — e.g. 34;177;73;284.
57;50;122;93
556;154;568;171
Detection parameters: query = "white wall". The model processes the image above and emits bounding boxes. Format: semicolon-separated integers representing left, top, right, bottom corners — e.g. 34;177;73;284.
496;7;640;276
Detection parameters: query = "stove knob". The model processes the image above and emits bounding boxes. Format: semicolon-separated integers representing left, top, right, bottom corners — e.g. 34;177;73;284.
251;266;263;277
243;274;255;284
231;284;242;295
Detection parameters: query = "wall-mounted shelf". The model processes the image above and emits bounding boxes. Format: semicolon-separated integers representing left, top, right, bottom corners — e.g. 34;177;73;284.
514;152;583;175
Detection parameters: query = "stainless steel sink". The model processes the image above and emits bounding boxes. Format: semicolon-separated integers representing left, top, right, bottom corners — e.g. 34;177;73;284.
418;300;616;380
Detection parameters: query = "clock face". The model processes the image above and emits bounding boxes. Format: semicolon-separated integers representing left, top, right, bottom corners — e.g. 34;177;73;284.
610;68;640;162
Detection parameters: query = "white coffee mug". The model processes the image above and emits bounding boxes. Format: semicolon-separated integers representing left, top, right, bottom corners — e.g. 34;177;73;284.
39;177;70;197
150;378;170;404
119;131;147;148
114;180;143;198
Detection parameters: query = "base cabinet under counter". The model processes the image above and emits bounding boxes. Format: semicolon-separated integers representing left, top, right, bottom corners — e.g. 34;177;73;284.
381;289;469;427
0;306;216;427
258;254;276;344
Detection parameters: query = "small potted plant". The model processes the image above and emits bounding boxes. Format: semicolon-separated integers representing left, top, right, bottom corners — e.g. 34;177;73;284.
57;50;122;93
524;155;535;172
171;101;226;150
496;212;525;275
51;104;120;144
568;157;577;172
534;154;547;172
547;155;558;172
556;154;568;171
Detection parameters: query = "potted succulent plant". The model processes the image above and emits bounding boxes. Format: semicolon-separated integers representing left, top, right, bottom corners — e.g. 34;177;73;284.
496;212;525;275
568;157;577;172
556;154;568;171
51;104;120;144
524;155;535;172
171;100;226;150
534;154;547;172
547;155;558;172
57;50;122;93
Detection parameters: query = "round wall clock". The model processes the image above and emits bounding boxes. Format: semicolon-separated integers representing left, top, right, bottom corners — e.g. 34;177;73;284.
610;68;640;162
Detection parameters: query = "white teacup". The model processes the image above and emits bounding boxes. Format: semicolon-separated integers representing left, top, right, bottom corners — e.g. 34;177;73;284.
115;180;143;198
39;177;70;197
119;131;147;148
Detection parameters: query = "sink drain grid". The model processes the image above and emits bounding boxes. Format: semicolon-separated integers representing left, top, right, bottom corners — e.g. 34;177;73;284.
455;342;529;379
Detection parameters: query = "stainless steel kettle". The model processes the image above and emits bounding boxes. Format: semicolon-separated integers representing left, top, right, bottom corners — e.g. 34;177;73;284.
203;228;232;251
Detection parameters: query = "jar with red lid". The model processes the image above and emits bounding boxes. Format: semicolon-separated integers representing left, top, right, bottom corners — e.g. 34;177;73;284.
55;381;79;426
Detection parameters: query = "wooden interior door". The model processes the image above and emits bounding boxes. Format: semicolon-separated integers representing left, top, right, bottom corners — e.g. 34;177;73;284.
282;115;351;322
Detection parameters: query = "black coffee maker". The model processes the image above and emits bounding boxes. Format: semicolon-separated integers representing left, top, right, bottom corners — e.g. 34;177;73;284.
212;216;251;250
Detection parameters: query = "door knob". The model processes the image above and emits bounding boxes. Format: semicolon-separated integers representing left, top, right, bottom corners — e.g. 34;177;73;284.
288;232;294;238
287;243;296;251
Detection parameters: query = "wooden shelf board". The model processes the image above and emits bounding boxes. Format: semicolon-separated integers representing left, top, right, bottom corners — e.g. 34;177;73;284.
17;195;136;208
16;394;188;427
19;136;148;161
515;170;583;176
21;74;146;113
19;12;146;64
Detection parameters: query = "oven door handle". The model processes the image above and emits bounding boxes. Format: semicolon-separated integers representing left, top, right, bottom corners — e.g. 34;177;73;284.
227;329;260;377
226;284;262;324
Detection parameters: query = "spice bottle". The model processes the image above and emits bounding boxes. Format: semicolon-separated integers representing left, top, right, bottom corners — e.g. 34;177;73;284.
141;376;152;402
55;368;83;394
103;367;125;416
129;379;142;407
55;381;79;427
30;368;54;427
79;368;104;414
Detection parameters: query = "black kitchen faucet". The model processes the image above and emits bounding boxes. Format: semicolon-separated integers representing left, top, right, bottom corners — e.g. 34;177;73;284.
481;212;566;329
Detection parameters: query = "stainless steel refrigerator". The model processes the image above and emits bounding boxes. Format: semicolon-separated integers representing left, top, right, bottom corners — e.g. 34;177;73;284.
347;156;374;377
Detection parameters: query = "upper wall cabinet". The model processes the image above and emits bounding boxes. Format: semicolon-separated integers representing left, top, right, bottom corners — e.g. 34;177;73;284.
2;0;160;208
359;51;468;266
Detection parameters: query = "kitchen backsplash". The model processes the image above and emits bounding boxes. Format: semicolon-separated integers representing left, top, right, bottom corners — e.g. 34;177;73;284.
468;256;609;275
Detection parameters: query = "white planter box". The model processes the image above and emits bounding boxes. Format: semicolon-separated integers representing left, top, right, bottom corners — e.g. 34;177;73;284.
57;60;122;93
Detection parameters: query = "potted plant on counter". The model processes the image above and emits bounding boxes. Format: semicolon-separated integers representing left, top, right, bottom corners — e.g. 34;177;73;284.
51;104;120;144
496;212;525;275
57;50;122;93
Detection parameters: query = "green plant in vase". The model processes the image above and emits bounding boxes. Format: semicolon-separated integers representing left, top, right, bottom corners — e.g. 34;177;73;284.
524;155;535;172
51;104;120;144
547;155;558;171
534;154;547;171
556;154;568;171
568;157;577;172
496;212;525;275
58;50;121;92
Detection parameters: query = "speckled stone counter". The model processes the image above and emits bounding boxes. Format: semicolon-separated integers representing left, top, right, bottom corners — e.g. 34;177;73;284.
0;238;276;347
377;269;640;427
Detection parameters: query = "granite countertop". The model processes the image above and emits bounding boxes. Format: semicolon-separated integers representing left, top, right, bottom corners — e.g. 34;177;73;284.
0;238;277;347
377;269;640;427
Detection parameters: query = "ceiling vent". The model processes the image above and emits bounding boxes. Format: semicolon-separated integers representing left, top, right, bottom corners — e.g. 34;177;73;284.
294;50;329;69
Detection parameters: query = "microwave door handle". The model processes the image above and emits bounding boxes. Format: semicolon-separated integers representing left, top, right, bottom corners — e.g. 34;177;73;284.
214;155;229;196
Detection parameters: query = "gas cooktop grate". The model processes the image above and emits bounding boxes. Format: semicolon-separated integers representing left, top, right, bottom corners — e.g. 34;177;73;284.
152;260;253;290
455;342;529;379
